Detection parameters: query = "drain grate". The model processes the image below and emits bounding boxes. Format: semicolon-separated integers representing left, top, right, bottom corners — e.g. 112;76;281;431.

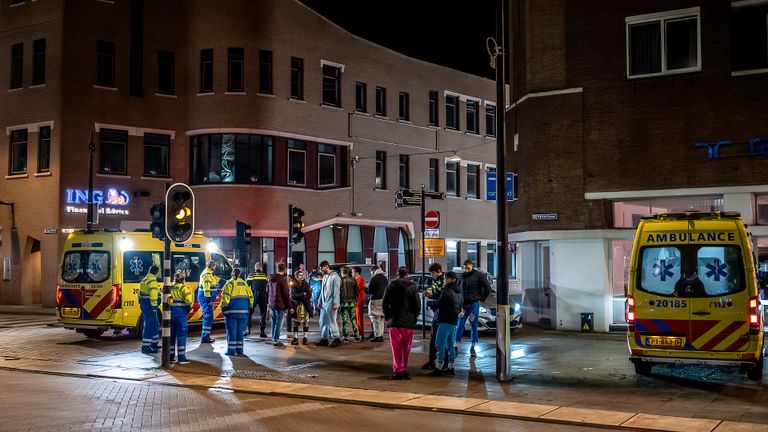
194;367;316;383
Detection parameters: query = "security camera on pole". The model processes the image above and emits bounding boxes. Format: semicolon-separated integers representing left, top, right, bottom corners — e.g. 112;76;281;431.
160;183;195;368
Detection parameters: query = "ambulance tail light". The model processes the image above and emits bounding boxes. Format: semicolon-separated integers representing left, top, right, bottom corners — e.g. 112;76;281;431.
749;297;761;335
56;285;63;306
111;284;122;309
626;296;635;332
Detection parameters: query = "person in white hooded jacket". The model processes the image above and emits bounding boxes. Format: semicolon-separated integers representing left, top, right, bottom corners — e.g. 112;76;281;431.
366;265;388;342
317;260;342;347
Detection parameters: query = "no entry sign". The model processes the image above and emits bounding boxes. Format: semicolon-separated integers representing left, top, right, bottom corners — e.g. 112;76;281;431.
425;210;440;229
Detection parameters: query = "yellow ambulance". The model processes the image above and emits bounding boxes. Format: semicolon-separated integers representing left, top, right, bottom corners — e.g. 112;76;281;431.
626;211;765;381
57;230;232;338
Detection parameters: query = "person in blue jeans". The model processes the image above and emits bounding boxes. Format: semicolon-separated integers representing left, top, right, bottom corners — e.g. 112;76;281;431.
268;263;292;347
428;271;462;376
455;260;491;358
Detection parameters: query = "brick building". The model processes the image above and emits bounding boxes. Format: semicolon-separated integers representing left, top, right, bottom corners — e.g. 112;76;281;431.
507;0;768;331
0;0;500;306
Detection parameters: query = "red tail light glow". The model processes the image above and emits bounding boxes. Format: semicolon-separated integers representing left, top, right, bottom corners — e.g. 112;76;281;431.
111;284;122;309
749;296;761;335
626;295;635;332
56;285;63;306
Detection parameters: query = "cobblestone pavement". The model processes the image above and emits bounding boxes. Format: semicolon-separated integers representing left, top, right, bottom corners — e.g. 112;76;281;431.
0;369;619;432
1;321;766;427
0;314;56;328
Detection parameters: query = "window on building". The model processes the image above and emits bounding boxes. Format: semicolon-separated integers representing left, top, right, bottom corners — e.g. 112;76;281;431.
428;90;439;126
38;126;50;173
486;243;496;277
731;4;768;72
375;150;386;189
399;154;409;189
259;49;273;94
467;242;479;267
485;103;496;137
446;240;459;271
347;225;363;263
191;134;275;185
200;49;213;93
398;231;407;268
446;162;459;196
612;197;723;228
96;40;115;87
399;92;410;121
467;164;479;198
318;143;336;187
157;50;175;95
318;226;335;265
446;94;459;129
355;82;367;112
9;129;27;175
99;128;127;174
290;57;303;99
287;139;306;185
322;64;341;106
375;86;386;116
228;47;244;92
627;9;700;78
143;133;170;177
32;39;45;86
428;158;439;192
10;43;23;89
466;100;479;133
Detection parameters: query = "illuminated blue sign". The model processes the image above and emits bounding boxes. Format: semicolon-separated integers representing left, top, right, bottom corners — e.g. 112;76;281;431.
65;188;131;206
694;136;768;160
486;172;516;201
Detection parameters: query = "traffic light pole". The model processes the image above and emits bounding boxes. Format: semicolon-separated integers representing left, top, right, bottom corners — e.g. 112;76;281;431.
288;205;293;279
161;183;171;368
420;184;426;339
495;0;512;382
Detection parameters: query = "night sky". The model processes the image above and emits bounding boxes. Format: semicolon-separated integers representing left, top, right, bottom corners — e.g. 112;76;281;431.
300;0;498;79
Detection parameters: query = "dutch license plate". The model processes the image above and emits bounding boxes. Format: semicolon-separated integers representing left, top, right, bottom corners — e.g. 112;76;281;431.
61;307;80;319
645;336;684;348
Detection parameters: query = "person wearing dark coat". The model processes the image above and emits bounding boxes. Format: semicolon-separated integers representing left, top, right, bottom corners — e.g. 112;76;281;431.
428;272;463;377
382;266;420;380
455;259;491;358
268;263;292;347
289;270;312;346
366;266;388;342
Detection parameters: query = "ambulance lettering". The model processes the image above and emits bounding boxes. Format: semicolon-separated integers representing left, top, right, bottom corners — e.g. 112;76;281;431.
646;232;736;243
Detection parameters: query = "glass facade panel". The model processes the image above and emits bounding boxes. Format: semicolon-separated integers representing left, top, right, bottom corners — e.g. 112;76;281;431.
347;225;363;264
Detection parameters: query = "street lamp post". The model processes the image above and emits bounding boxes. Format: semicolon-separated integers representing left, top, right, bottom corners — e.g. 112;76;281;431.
86;132;96;231
494;0;512;382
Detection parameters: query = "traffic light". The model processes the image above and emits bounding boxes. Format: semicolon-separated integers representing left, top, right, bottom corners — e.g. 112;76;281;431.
235;220;252;251
165;183;195;243
290;206;305;244
149;203;165;239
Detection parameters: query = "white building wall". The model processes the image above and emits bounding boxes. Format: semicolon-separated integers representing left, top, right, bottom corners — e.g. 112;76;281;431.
550;239;612;332
723;193;754;225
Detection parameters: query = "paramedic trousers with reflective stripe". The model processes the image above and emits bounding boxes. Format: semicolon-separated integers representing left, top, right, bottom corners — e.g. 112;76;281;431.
199;296;214;340
225;313;247;354
139;298;159;349
170;307;189;359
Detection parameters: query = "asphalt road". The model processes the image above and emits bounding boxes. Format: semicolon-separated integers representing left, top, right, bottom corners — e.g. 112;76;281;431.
0;369;624;432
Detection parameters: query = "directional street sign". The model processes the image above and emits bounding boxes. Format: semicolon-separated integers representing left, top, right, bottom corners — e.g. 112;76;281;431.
395;188;445;208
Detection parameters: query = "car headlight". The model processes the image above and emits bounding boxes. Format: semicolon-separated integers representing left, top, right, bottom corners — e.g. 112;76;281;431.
514;303;521;312
479;306;488;314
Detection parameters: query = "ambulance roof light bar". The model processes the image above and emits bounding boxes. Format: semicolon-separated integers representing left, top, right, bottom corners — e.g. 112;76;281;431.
640;211;742;221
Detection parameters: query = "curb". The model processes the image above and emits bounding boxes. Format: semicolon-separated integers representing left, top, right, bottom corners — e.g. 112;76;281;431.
0;362;764;432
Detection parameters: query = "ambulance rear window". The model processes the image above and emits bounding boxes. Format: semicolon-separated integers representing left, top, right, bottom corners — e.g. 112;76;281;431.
62;251;111;284
638;245;745;297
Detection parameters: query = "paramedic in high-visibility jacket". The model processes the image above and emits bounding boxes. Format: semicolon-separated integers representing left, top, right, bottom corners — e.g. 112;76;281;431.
139;265;161;354
170;272;193;364
221;268;254;356
198;260;219;343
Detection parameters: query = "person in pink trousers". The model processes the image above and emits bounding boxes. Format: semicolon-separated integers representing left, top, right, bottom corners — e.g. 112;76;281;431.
382;266;421;380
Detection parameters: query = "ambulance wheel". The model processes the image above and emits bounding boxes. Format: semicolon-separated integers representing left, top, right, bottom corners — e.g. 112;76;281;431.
747;357;764;381
129;316;144;340
82;329;103;339
633;361;652;376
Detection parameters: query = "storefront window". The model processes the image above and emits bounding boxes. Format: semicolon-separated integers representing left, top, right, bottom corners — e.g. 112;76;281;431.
318;226;335;264
613;197;723;228
756;195;768;225
467;242;479;267
447;240;459;271
347;225;363;263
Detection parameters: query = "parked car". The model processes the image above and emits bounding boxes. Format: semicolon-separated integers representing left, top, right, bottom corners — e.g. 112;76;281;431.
408;271;522;332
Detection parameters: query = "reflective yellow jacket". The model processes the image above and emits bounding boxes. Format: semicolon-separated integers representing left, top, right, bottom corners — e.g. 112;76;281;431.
139;273;160;307
221;277;254;315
